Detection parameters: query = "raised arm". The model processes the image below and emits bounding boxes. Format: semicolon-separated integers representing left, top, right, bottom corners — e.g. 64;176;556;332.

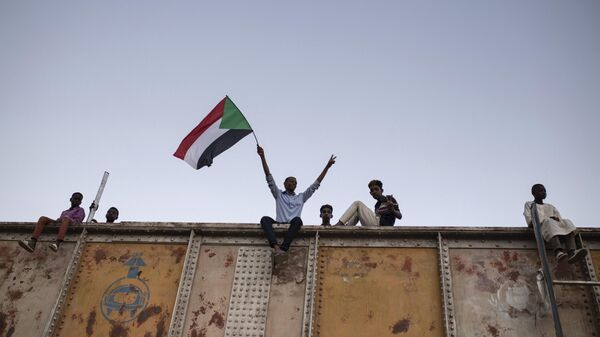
316;155;336;183
257;145;271;177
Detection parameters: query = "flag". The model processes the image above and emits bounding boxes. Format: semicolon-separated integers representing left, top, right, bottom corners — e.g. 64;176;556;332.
174;96;253;169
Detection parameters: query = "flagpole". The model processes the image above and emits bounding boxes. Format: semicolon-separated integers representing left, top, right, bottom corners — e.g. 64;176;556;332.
226;95;260;145
86;171;110;223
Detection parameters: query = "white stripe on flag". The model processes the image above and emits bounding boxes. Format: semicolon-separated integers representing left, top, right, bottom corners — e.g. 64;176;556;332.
183;120;227;168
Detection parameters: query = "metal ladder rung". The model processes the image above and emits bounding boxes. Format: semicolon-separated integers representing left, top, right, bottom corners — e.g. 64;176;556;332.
553;280;600;286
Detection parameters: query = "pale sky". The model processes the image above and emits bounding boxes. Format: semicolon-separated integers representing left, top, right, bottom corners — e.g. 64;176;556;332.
1;1;599;227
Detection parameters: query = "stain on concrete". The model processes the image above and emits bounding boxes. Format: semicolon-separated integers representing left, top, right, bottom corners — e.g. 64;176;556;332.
453;256;466;272
490;260;507;273
5;326;15;337
0;312;8;336
487;324;499;337
401;256;413;273
71;313;84;324
191;328;207;337
198;293;216;310
94;249;108;264
208;311;224;329
359;253;378;269
502;251;518;263
224;252;234;268
137;305;162;326
171;246;187;264
429;321;435;331
86;310;96;336
391;317;411;334
188;310;200;330
156;318;166;337
7;290;23;301
144;333;152;337
118;250;131;263
364;261;378;268
272;248;306;284
475;272;497;293
208;252;216;258
508;270;520;282
109;323;129;337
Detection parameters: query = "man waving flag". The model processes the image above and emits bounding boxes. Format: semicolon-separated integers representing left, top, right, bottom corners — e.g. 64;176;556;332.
174;96;255;169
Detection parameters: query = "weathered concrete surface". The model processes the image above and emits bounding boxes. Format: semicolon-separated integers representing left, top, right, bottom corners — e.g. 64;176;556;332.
183;246;237;337
450;248;596;336
265;247;307;337
314;247;443;337
0;240;75;337
54;243;186;337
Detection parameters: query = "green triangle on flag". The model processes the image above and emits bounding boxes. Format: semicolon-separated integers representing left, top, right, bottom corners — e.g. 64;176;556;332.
220;96;252;130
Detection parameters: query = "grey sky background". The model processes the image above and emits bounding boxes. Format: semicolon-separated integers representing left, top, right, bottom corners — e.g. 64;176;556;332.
0;1;599;227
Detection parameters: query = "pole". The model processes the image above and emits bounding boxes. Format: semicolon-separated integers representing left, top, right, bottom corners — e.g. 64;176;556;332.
531;203;564;337
86;171;110;223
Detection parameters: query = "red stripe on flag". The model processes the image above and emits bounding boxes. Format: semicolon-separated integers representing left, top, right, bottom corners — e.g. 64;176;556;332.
173;97;226;159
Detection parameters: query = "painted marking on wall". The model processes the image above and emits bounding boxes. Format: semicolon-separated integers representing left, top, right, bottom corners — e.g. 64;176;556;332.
54;243;185;337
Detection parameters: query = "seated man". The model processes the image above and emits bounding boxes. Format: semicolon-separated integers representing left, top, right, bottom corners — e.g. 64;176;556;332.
90;203;119;223
19;192;85;253
524;184;587;263
257;145;335;253
320;204;333;226
334;180;402;227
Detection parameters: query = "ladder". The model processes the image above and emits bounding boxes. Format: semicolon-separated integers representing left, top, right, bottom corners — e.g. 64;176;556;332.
531;204;600;337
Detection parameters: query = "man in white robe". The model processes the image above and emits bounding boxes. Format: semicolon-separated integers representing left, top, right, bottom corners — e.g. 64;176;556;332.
523;184;587;263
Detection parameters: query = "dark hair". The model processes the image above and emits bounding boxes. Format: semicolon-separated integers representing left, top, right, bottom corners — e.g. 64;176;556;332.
108;207;119;216
531;184;545;194
320;204;333;213
72;192;83;198
368;180;382;189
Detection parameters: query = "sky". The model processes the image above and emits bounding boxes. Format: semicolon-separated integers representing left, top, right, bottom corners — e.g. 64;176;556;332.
0;1;599;227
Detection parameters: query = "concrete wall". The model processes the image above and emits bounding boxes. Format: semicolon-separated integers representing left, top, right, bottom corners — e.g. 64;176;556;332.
1;223;599;337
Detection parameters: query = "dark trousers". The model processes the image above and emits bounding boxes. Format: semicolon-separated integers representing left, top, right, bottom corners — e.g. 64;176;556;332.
260;216;303;251
547;233;577;253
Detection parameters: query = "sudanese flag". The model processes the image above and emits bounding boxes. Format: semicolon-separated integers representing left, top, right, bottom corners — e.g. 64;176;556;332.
174;96;253;169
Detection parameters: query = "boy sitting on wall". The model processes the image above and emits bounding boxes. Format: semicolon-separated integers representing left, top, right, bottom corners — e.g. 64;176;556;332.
19;192;85;252
524;184;587;263
334;180;402;227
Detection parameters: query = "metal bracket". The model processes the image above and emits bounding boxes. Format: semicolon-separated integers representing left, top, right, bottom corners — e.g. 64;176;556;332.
302;232;319;337
438;233;457;337
578;234;600;329
168;230;202;337
223;247;272;337
42;228;88;337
